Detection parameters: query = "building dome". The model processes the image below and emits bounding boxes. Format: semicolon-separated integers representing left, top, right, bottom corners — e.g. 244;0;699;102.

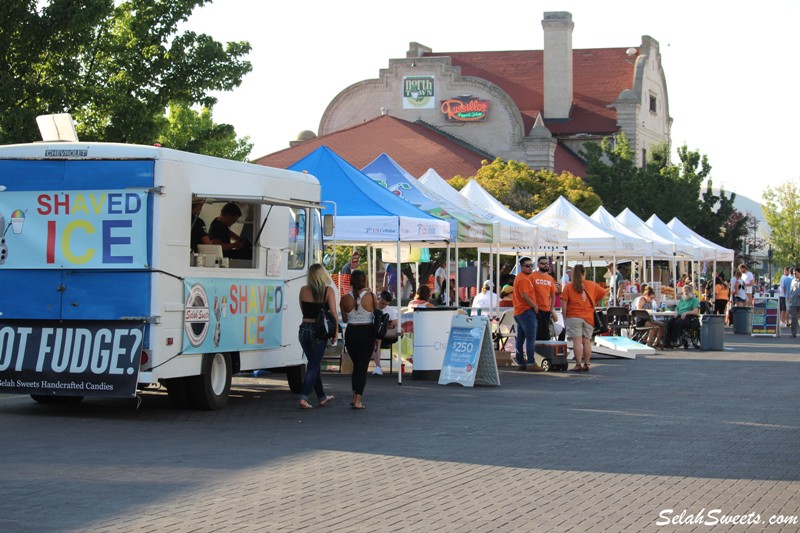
295;130;317;142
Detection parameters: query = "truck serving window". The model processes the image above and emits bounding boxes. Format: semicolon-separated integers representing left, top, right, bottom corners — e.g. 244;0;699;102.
287;207;306;270
191;200;256;269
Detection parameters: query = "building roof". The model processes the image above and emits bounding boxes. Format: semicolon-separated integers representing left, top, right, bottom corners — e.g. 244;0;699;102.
253;115;487;179
425;47;635;135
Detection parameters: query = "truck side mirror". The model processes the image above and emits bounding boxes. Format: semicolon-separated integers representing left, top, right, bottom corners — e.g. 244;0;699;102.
323;214;334;237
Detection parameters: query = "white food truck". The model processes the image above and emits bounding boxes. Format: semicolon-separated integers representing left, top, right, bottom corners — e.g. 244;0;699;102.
0;138;328;409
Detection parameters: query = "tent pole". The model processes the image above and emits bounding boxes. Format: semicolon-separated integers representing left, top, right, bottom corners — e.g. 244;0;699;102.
455;245;460;306
396;240;402;385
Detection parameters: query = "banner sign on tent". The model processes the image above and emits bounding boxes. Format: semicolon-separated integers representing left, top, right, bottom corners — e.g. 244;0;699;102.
751;296;779;337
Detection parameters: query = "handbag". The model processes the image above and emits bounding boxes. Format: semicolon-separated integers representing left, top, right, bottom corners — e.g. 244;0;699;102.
585;289;609;336
372;295;390;339
314;287;336;341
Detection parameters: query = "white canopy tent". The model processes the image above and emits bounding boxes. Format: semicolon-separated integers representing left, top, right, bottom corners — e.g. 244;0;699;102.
667;218;736;305
646;214;702;292
530;196;649;257
457;178;572;313
459;179;567;251
531;197;650;302
418;168;535;248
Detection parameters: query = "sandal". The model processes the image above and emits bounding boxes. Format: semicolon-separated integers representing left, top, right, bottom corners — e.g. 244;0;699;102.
299;400;313;409
570;364;583;372
319;395;335;407
582;364;590;372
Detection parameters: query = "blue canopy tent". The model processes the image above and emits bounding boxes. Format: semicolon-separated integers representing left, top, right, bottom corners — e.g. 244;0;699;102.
288;147;449;244
288;147;449;383
363;153;496;307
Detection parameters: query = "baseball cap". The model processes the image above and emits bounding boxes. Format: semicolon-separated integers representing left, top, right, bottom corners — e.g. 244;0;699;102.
483;280;494;288
501;284;513;296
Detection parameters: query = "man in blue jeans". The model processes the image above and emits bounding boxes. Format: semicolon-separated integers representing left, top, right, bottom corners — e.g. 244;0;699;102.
512;257;543;371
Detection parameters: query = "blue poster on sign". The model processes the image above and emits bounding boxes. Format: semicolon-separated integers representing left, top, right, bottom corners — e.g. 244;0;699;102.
439;315;497;386
182;278;284;354
0;190;149;269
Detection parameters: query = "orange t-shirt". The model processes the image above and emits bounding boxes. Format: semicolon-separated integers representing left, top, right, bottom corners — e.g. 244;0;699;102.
529;271;556;312
512;271;536;316
715;282;729;301
561;280;607;324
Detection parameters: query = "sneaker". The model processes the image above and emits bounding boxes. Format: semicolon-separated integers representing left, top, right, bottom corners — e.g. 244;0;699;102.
372;366;383;375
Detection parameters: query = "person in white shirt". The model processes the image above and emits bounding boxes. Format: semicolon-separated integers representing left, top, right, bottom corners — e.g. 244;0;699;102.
560;267;572;289
433;260;447;305
738;263;755;306
471;280;499;317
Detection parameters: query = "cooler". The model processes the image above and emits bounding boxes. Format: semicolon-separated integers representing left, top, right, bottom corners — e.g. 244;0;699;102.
534;340;568;371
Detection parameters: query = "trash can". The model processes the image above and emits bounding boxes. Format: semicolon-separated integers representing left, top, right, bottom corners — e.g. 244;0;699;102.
412;307;460;380
732;306;753;334
700;314;725;350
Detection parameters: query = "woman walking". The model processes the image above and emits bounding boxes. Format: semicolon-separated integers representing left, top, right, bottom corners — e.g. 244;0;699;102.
297;264;337;409
560;264;609;372
340;269;377;409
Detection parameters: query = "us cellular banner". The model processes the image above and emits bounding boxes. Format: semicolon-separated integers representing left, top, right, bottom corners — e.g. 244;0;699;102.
0;189;149;269
0;321;144;398
183;278;284;354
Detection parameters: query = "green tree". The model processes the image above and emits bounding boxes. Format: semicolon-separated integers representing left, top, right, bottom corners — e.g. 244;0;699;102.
157;102;252;161
762;179;800;267
582;134;740;247
1;0;251;150
449;158;601;218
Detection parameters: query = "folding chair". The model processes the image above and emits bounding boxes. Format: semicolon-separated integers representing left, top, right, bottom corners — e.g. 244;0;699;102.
605;306;632;337
493;309;516;351
630;309;657;344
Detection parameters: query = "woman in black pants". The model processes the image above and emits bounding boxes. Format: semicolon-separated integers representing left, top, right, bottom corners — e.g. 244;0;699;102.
340;270;377;410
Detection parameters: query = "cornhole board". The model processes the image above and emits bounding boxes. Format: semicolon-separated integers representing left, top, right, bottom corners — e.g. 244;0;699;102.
592;336;654;359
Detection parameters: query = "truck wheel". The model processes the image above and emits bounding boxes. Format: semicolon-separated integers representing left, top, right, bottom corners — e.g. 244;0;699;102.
30;395;84;405
165;377;193;409
188;352;232;410
286;364;306;394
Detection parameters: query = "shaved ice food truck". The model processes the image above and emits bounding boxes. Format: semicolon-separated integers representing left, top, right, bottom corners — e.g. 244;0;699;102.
0;140;327;409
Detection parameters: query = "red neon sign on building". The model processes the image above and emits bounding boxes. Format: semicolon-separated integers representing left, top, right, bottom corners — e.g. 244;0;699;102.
440;97;490;122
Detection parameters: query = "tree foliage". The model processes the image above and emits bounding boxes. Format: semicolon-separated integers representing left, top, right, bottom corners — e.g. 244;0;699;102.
582;134;746;252
1;0;251;155
157;102;252;161
449;158;602;218
762;179;800;267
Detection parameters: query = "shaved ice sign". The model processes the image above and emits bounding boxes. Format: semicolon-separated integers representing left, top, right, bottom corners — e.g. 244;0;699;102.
0;190;148;269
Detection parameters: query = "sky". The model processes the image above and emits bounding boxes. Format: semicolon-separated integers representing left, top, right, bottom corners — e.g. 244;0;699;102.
182;0;800;201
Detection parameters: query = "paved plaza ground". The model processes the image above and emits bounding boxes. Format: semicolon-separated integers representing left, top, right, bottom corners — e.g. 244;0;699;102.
0;329;798;532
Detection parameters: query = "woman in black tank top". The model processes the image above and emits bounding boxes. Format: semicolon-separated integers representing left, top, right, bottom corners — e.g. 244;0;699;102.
297;264;338;409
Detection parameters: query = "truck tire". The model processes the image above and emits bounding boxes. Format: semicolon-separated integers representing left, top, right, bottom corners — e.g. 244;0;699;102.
286;364;306;394
164;377;193;409
30;395;84;405
188;352;232;410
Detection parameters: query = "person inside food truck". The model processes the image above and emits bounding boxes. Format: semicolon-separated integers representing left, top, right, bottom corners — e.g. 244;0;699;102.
209;202;252;259
190;198;212;252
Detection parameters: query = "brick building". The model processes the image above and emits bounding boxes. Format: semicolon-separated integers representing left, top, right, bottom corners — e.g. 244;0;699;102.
257;11;671;179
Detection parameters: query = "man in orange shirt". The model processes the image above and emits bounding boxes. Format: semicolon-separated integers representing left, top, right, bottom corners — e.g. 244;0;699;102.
530;256;559;341
512;257;543;371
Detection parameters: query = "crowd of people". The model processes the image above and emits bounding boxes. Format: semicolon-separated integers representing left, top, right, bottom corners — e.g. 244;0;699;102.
292;255;800;412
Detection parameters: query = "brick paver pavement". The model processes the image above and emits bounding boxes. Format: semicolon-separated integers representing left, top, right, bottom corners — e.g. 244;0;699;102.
0;330;798;532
